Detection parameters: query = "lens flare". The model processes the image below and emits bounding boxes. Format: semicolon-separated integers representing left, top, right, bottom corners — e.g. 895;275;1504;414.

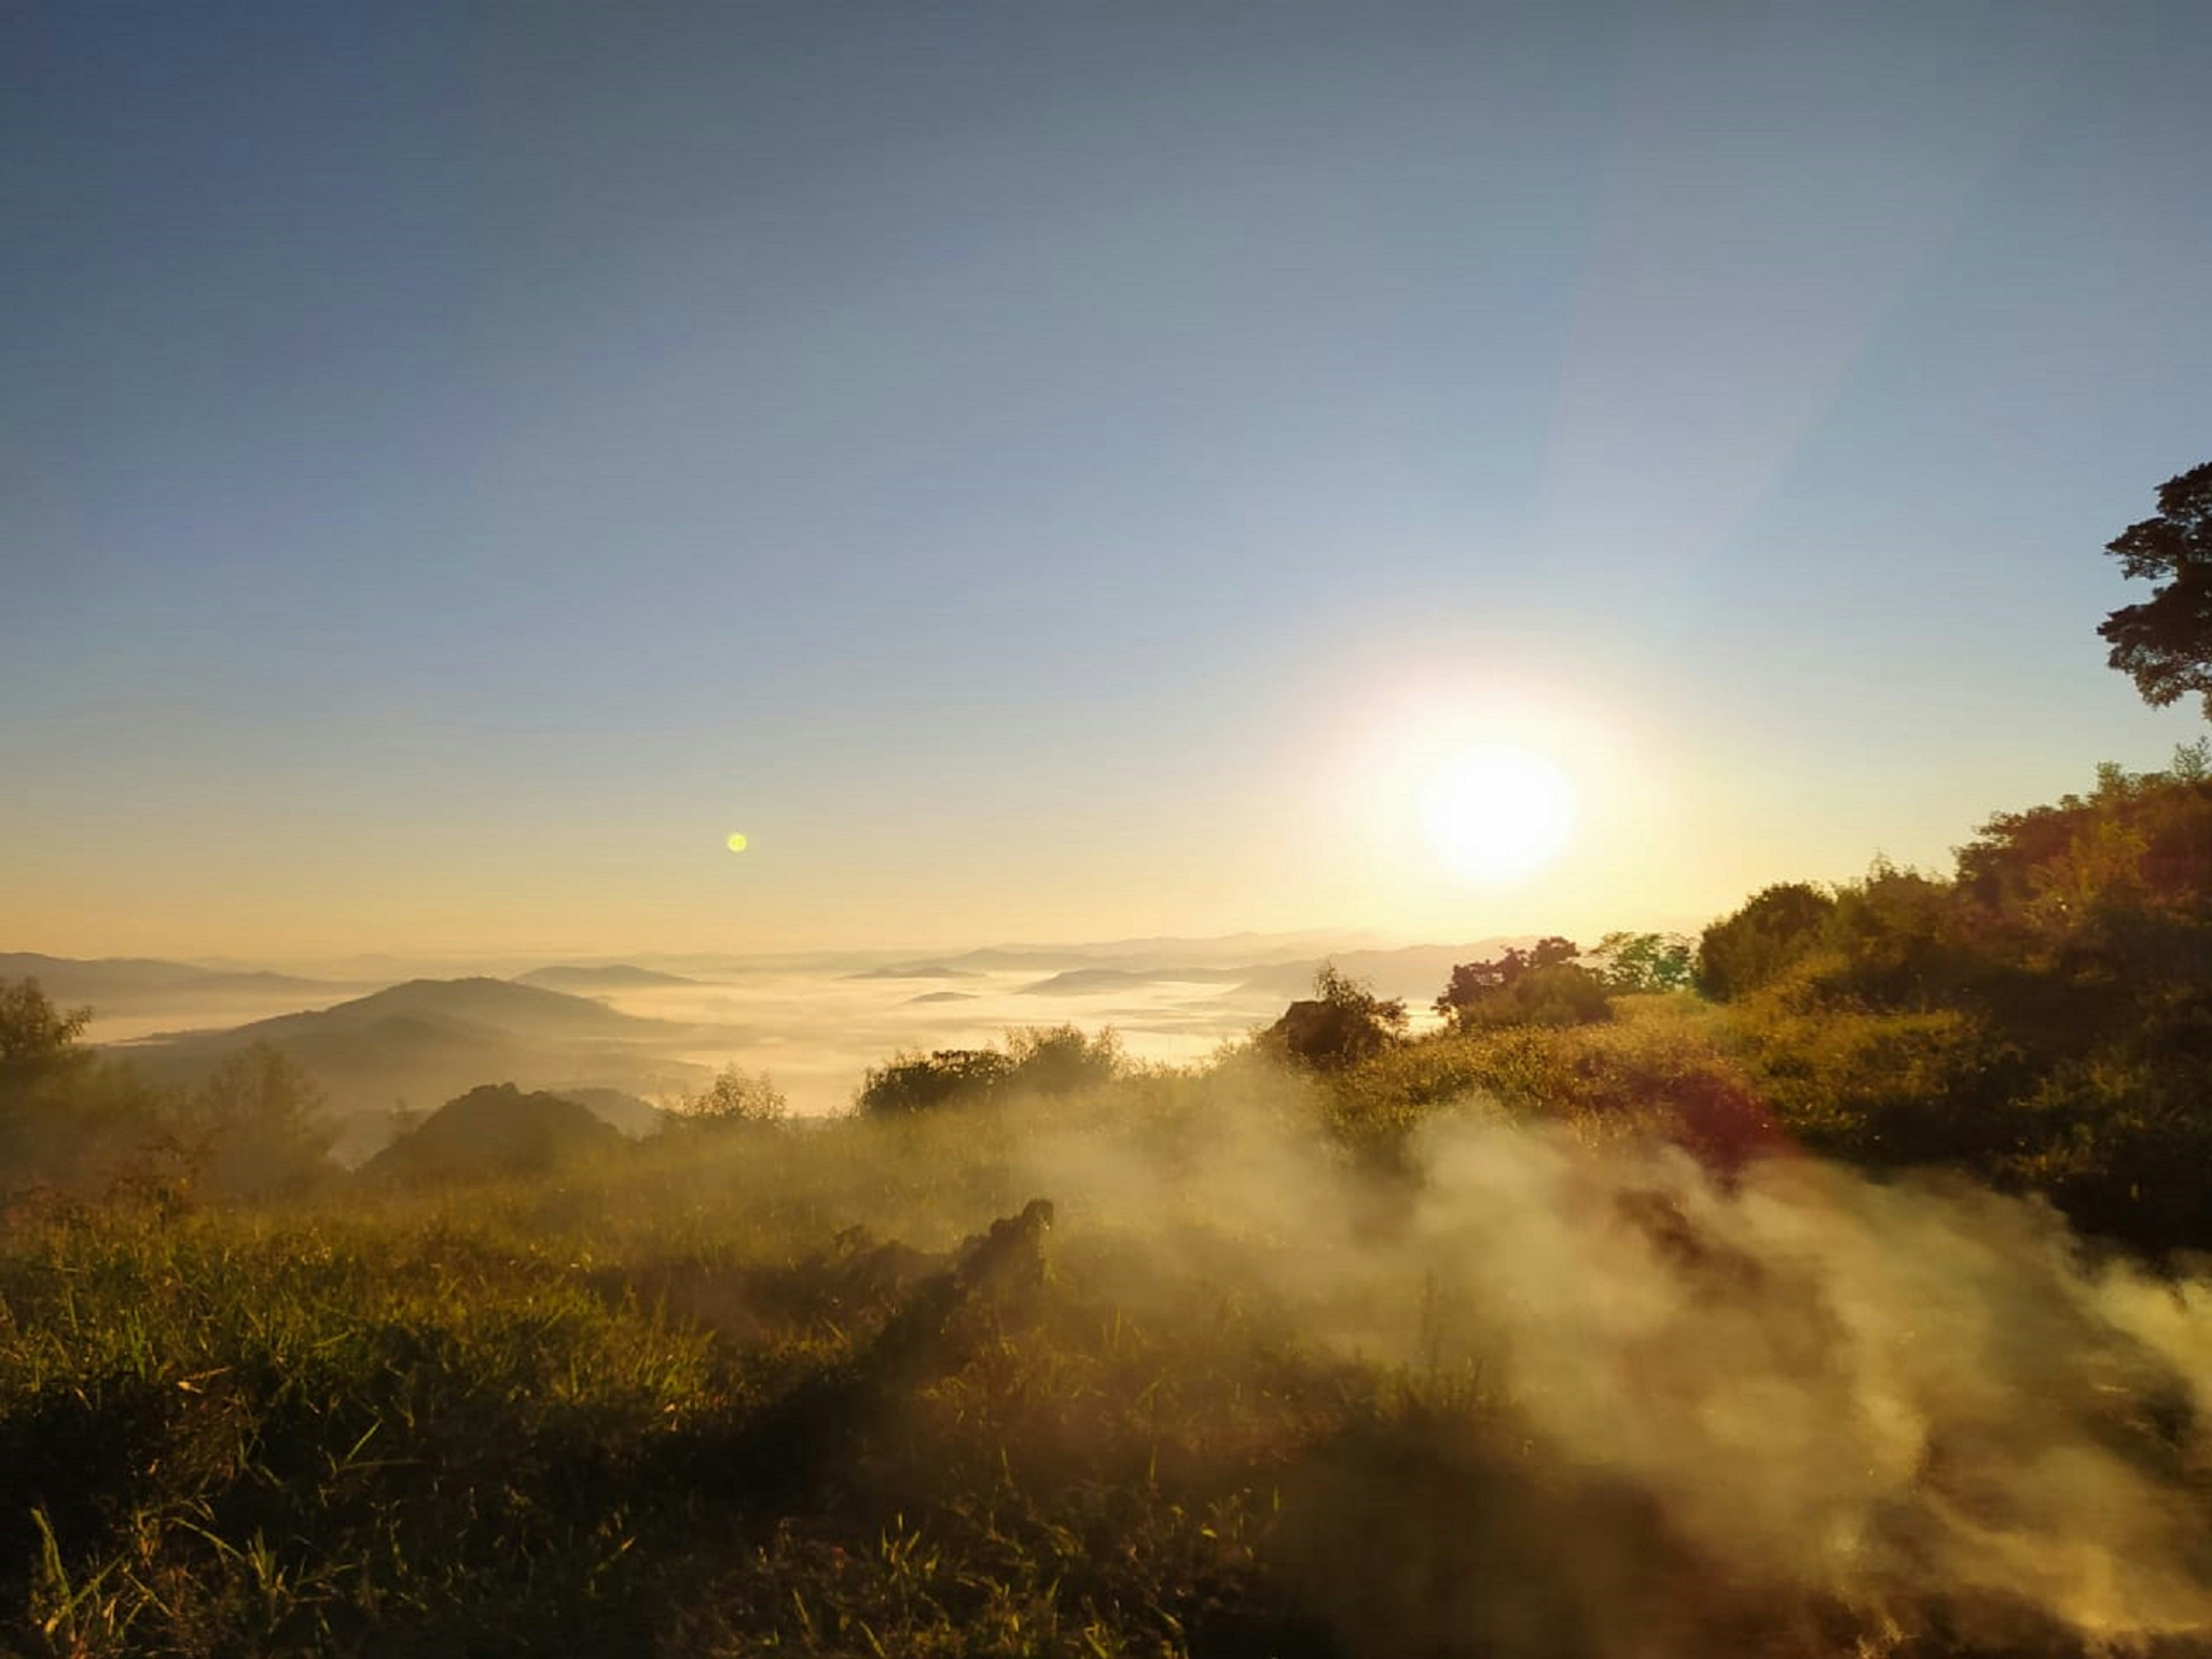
1420;743;1576;884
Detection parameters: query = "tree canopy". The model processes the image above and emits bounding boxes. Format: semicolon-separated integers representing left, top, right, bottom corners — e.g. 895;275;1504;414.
2099;460;2212;718
1434;938;1611;1028
1263;964;1408;1071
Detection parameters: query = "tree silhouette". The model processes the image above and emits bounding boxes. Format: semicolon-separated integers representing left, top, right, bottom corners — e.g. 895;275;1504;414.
2100;461;2212;717
1264;964;1407;1071
1434;938;1611;1028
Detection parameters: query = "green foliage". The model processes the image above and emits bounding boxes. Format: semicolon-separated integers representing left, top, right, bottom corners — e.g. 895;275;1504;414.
1434;938;1612;1030
1323;997;1773;1171
858;1048;1017;1115
1300;755;2212;1252
1958;751;2212;937
1695;882;1836;999
1590;930;1696;994
2097;459;2212;717
1262;964;1408;1072
855;1026;1124;1115
1002;1022;1125;1095
1715;967;2013;1168
0;1205;718;1655
0;979;91;1092
1695;760;2212;1250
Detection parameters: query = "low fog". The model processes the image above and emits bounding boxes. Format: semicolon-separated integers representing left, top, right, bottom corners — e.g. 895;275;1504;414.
81;941;1465;1126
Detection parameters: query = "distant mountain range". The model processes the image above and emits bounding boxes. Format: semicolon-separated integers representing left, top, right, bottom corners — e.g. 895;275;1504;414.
1222;942;1531;1004
108;977;707;1156
513;963;701;991
0;952;362;1012
1003;941;1530;1005
1017;965;1247;995
943;929;1392;968
843;961;980;980
617;929;1396;979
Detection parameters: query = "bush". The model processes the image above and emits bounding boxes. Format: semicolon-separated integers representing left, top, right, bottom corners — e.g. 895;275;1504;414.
1324;998;1774;1171
857;1048;1015;1115
678;1066;789;1128
1435;939;1612;1029
1004;1024;1124;1094
1696;884;1835;999
854;1025;1126;1116
1589;931;1696;994
1262;965;1408;1073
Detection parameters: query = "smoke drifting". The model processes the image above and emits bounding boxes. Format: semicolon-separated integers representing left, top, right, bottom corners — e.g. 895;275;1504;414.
995;1081;2212;1653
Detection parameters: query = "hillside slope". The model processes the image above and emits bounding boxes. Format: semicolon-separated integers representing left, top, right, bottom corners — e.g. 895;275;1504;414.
112;978;706;1132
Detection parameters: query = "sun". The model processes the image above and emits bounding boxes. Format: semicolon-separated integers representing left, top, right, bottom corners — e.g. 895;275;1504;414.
1419;743;1577;884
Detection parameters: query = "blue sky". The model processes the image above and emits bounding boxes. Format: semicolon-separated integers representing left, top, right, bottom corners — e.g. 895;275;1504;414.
5;1;2208;957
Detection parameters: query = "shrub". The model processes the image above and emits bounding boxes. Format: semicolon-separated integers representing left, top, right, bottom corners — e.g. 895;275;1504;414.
1696;884;1835;999
1589;931;1696;994
1004;1024;1124;1094
857;1048;1014;1115
1435;939;1612;1029
679;1065;789;1128
1262;965;1407;1073
1324;998;1774;1171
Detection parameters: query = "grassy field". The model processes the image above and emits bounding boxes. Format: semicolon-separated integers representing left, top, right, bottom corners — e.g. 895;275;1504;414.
7;1016;2212;1658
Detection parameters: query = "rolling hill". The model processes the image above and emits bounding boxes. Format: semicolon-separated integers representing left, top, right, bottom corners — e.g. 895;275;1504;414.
1017;965;1244;995
360;1084;628;1185
0;952;360;1012
110;978;708;1144
842;962;980;980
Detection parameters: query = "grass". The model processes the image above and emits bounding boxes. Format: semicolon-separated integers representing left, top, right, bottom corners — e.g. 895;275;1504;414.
0;1100;1404;1657
5;1048;2210;1656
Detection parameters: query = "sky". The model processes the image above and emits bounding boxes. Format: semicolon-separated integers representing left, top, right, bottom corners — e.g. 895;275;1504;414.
5;0;2209;961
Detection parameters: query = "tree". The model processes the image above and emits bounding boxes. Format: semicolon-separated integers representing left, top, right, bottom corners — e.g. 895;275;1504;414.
0;978;92;1094
1434;937;1578;1016
183;1043;337;1199
0;977;171;1194
857;1048;1014;1115
1434;938;1611;1028
1591;931;1696;994
681;1065;789;1128
1003;1024;1124;1094
1263;964;1407;1071
1696;884;1835;999
2099;461;2212;717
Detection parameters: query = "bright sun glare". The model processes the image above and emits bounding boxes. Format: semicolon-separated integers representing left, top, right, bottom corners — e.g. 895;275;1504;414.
1420;743;1577;885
